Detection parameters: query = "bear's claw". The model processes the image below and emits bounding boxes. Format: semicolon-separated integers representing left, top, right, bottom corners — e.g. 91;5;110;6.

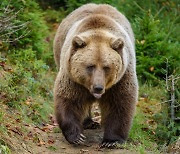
72;134;86;145
80;133;86;139
100;141;119;149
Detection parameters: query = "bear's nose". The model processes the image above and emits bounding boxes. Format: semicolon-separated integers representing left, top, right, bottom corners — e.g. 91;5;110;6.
93;85;104;93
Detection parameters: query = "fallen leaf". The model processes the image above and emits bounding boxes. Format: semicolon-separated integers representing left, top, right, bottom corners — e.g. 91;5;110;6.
24;124;30;127
8;126;23;136
16;118;21;123
6;124;11;128
80;149;89;153
37;140;46;146
0;61;5;67
140;40;145;44
41;124;55;132
48;137;55;144
27;131;33;138
149;66;154;72
49;114;58;126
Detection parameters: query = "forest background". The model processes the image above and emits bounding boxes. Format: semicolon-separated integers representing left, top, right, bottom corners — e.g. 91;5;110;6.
0;0;179;153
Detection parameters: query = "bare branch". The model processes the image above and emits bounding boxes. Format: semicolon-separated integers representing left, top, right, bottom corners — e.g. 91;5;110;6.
156;100;171;106
173;104;180;108
0;22;29;37
163;59;180;121
174;117;180;120
2;8;23;23
0;2;29;43
170;75;175;121
174;76;180;81
4;0;11;13
165;58;170;91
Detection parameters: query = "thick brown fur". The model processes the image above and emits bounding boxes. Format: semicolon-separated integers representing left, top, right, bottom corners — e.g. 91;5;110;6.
53;3;138;148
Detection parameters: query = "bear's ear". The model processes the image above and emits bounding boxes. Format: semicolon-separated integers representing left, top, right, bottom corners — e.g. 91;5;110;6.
110;38;124;52
72;35;86;48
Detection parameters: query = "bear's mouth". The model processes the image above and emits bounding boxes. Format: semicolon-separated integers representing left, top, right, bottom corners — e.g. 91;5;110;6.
93;93;103;99
90;85;104;99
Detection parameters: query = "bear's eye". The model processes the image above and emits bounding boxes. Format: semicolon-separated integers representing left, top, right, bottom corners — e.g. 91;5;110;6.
86;65;95;72
103;66;110;72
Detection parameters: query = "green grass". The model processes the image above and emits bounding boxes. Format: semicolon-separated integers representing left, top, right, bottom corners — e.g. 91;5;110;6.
0;144;11;154
129;108;159;153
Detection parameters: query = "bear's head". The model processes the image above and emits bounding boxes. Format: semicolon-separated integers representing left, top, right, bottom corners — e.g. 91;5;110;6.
69;30;127;99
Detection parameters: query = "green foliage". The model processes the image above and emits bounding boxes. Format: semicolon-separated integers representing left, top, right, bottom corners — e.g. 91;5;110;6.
37;0;66;10
154;100;180;144
117;0;180;83
47;146;57;151
43;9;66;24
0;48;53;123
0;139;11;154
0;0;54;125
130;109;155;150
124;106;160;153
134;10;179;82
155;111;180;144
0;145;11;154
64;0;114;13
0;0;50;61
1;49;46;101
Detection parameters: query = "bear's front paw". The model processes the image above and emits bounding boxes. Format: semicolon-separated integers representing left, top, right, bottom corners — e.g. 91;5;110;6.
61;121;86;145
100;139;125;149
64;131;86;145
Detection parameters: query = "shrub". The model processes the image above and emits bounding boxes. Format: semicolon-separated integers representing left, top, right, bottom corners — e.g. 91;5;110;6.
0;0;50;61
37;0;66;10
134;10;179;83
0;0;54;124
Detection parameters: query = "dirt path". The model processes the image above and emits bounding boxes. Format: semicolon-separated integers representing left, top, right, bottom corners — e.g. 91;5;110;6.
10;126;136;154
1;103;137;154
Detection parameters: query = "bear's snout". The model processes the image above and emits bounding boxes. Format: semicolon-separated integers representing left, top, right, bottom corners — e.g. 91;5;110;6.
91;84;104;99
93;85;104;93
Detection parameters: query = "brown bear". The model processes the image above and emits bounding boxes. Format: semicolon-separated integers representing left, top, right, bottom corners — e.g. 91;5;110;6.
53;3;138;148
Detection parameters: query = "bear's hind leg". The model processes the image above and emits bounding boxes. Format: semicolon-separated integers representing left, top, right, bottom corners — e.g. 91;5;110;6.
83;105;100;129
83;117;100;129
